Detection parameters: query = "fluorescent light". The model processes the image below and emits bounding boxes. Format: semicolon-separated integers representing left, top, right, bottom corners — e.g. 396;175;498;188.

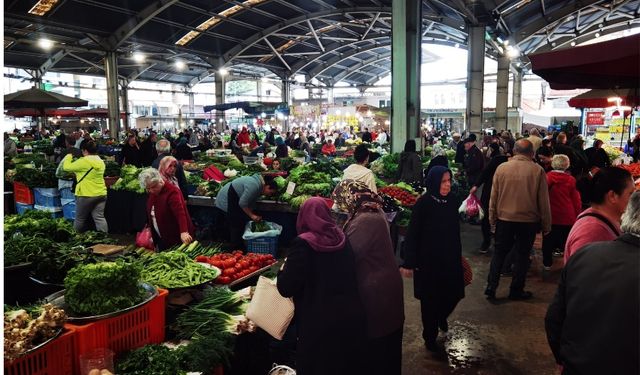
132;52;145;63
175;60;186;70
218;68;228;76
506;46;520;58
38;38;54;50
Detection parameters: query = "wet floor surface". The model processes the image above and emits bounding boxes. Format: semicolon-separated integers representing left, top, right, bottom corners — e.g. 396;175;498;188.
401;223;561;375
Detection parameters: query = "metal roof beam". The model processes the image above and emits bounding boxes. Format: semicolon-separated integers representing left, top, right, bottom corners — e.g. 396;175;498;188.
289;33;389;74
37;49;69;76
331;53;391;83
514;0;602;44
361;12;380;40
173;2;261;31
308;43;391;80
223;7;391;65
105;0;179;50
307;20;325;52
125;63;157;85
264;38;291;71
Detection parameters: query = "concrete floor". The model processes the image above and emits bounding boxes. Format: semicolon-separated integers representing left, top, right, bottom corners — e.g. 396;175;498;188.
401;222;561;375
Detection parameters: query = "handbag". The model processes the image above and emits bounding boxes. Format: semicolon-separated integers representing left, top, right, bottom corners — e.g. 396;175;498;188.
135;225;154;250
462;256;473;286
246;276;294;340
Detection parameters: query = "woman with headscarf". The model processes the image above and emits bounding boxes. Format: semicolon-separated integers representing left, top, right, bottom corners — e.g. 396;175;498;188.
400;166;465;353
584;139;611;169
277;197;366;375
158;156;179;187
275;136;289;158
397;139;423;185
332;181;404;375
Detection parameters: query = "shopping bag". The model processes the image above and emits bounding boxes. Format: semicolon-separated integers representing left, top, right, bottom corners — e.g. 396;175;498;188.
245;276;294;340
242;221;283;240
462;256;473;286
135;226;154;250
465;194;480;218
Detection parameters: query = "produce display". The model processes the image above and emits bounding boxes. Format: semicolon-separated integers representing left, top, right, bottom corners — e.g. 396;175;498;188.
139;251;221;288
617;162;640;177
197;251;276;285
110;165;145;193
603;144;623;163
116;345;186;375
104;161;122;177
12;163;57;188
176;240;221;259
64;262;146;315
370;153;399;178
250;221;271;233
4;303;67;360
379;185;419;207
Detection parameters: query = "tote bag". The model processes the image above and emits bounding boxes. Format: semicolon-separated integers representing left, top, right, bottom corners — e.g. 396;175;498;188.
246;276;294;340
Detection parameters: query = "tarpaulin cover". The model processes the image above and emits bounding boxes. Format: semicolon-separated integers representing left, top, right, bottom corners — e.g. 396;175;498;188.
568;88;640;108
204;101;290;115
4;87;88;109
529;34;640;90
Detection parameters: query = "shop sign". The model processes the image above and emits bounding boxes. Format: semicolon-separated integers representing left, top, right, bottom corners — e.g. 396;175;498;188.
586;111;604;126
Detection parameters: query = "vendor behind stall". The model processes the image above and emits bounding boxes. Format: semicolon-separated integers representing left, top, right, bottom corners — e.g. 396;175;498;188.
214;174;279;248
342;144;377;193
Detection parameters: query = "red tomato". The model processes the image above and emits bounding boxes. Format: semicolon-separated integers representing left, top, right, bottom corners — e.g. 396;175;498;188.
222;268;235;276
223;259;236;268
217;276;231;284
195;255;209;263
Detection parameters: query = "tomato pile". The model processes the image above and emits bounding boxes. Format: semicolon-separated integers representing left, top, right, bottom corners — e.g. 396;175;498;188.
379;186;418;207
617;162;640;178
196;251;276;285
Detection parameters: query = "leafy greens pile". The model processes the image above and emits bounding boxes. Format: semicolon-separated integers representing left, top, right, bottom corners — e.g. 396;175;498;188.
110;165;145;193
64;262;146;315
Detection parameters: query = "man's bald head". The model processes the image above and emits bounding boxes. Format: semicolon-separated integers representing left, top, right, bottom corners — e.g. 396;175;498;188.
514;139;534;157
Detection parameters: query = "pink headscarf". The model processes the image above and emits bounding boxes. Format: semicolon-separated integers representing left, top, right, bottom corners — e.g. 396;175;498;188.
297;197;346;252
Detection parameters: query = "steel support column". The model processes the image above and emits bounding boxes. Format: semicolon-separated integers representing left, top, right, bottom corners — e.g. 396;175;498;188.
496;56;510;131
466;25;486;135
327;86;334;105
391;0;422;153
105;52;121;138
215;74;226;132
120;80;130;132
281;78;291;131
256;79;262;102
188;91;195;116
512;69;523;109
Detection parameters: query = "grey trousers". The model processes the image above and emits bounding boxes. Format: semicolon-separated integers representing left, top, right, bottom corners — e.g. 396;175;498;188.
74;196;108;233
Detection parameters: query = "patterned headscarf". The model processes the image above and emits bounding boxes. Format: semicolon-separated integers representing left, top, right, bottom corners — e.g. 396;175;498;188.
332;179;384;216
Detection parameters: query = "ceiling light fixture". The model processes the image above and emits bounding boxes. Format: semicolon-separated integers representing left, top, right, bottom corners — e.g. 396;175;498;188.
595;33;601;38
571;41;576;46
132;52;145;63
218;68;228;76
506;45;520;58
38;38;54;50
175;60;186;70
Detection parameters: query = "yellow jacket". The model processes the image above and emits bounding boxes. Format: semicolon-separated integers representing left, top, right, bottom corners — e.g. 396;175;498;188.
62;154;107;197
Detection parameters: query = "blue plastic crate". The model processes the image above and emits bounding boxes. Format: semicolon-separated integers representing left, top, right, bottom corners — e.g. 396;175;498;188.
34;205;63;219
62;202;76;221
185;184;198;196
60;187;75;201
33;188;61;208
15;202;34;215
246;236;278;257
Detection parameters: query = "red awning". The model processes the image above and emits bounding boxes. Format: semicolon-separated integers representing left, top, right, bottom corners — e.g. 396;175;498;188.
529;34;640;90
568;88;640;108
76;108;126;119
5;108;78;117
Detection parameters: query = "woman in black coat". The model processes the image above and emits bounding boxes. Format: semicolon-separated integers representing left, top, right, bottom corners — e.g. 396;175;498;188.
470;143;509;252
400;165;465;352
277;197;366;375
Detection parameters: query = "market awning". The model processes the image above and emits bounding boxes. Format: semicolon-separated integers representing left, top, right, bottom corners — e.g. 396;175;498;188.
4;87;88;109
568;88;640;108
5;108;78;117
528;34;640;90
76;108;126;119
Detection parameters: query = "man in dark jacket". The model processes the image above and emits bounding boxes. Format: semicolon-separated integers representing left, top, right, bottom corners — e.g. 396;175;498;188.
463;137;484;186
545;191;640;375
361;128;372;143
584;139;610;168
455;133;472;164
553;132;579;176
140;131;158;167
152;139;188;198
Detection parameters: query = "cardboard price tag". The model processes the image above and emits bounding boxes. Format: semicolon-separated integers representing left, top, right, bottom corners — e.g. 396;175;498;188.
286;181;296;195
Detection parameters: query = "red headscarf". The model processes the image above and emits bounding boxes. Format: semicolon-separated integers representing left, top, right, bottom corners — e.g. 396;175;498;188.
297;197;346;252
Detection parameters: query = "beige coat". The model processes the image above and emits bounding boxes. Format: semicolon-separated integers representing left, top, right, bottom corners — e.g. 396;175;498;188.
489;154;552;233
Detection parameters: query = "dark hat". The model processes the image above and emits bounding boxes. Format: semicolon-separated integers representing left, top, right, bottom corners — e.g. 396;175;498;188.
463;137;475;144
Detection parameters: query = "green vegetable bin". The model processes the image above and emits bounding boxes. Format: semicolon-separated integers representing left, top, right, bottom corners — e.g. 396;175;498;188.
65;288;168;375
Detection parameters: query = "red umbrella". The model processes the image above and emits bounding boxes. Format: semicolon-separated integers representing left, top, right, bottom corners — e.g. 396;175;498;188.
568;88;640;108
5;108;78;117
529;34;640;90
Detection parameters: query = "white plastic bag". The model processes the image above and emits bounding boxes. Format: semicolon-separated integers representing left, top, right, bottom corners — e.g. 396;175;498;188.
242;221;283;240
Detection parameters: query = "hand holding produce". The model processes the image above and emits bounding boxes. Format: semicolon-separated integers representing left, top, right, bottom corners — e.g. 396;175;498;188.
180;232;193;245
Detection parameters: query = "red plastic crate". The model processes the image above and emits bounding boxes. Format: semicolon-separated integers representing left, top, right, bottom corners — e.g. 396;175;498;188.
65;288;167;375
4;328;75;375
13;182;34;205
